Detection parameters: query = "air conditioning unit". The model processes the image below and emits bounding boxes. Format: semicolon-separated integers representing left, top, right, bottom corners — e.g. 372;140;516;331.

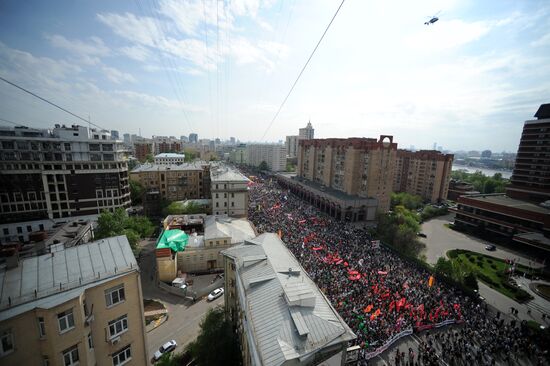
110;336;121;345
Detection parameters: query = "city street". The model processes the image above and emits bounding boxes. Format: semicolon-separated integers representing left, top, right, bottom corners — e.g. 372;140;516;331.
137;239;223;362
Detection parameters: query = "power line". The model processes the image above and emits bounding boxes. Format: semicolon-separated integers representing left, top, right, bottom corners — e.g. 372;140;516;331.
0;117;28;127
260;0;346;141
0;75;107;130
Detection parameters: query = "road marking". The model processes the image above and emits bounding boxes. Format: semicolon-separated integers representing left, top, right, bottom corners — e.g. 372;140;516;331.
377;355;389;366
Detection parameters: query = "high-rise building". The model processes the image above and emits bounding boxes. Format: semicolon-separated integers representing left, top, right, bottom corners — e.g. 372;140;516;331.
393;150;453;203
297;136;397;213
210;164;249;217
180;135;189;143
110;130;119;140
506;103;550;203
222;233;356;366
246;144;286;171
229;137;236;145
0;125;131;224
152;136;182;155
133;140;153;162
123;133;131;145
189;133;198;144
228;144;248;165
299;121;315;139
0;236;148;365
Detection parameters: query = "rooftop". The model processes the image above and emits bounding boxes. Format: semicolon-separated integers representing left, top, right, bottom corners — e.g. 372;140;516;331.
210;165;249;182
203;216;256;243
155;153;185;158
462;194;550;214
0;236;137;319
131;161;206;172
534;103;550;119
222;233;355;366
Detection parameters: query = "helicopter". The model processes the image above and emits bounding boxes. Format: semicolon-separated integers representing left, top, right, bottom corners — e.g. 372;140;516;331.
424;11;441;25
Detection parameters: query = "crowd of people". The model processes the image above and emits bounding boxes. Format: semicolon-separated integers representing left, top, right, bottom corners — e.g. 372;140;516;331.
245;172;549;365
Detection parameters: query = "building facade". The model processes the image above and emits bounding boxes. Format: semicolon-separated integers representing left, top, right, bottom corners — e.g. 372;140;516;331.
228;144;248;165
299;121;315;139
297;136;397;213
393;150;453;203
133;141;153;162
188;133;198;144
0;236;148;366
447;180;480;201
222;233;356;366
154;153;185;165
0;125;131;225
506;104;550;203
246;144;286;172
285;121;315;159
129;162;210;201
211;165;249;217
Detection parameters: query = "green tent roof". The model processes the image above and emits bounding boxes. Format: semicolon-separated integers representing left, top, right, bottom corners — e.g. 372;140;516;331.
156;229;189;252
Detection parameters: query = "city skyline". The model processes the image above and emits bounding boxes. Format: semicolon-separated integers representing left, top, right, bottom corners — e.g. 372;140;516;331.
0;0;549;151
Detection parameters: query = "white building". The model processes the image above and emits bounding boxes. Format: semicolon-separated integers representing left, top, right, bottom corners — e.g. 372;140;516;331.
246;144;286;171
154;153;185;165
299;121;315;139
285;121;315;159
211;164;249;217
222;233;356;366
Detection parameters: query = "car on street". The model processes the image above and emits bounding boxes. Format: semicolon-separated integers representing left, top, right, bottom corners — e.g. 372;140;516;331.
207;287;224;301
152;340;177;363
417;232;427;238
485;244;496;251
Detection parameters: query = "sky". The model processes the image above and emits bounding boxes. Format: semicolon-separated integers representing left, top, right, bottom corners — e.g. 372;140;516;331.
0;0;549;152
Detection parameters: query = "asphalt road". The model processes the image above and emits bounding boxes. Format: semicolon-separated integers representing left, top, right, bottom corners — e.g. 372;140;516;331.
137;239;224;362
419;214;542;268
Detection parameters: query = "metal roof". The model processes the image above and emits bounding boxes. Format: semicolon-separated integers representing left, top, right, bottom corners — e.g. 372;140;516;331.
131;161;206;172
222;233;356;366
0;236;137;318
155;153;185;158
210;165;250;182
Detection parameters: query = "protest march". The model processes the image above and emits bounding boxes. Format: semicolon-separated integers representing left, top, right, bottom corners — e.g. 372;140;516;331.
246;172;549;365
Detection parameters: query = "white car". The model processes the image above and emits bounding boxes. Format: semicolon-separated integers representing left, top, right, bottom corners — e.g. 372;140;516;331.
152;340;177;362
207;287;224;301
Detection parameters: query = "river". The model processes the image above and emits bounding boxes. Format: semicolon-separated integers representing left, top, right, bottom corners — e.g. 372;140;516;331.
452;164;512;179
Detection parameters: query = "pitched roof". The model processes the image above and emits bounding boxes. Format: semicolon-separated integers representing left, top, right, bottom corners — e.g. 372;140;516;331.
222;233;356;366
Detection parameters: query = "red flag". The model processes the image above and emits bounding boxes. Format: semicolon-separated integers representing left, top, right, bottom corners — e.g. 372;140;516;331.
364;304;373;313
389;301;395;312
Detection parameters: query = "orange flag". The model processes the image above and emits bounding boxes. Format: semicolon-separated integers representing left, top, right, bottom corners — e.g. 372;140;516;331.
428;276;435;287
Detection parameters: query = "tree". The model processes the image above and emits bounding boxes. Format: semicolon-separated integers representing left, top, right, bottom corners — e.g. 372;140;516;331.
145;153;154;163
129;179;145;205
391;192;423;210
164;201;205;215
186;307;241;366
258;161;269;171
463;272;479;291
434;257;453;276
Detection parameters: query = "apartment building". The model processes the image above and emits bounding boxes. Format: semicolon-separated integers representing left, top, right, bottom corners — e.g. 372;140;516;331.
154;153;185;165
188;133;198;144
228;144;248;165
222;233;356;366
133;140;153;162
0;125;131;225
296;136;397;215
129;162;210;201
393;150;453;203
152;136;182;155
246;144;286;172
285;121;315;159
506;103;550;203
211;164;249;217
0;236;148;365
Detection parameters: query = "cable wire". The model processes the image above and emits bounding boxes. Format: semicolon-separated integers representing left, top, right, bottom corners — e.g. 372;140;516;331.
0;117;28;127
260;0;346;141
0;75;107;130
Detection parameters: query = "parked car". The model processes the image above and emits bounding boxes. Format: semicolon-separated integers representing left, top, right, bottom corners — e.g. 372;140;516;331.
152;340;177;363
207;287;224;301
485;244;496;251
417;232;427;238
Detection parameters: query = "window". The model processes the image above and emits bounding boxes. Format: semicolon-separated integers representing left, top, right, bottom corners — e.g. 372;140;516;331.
57;309;75;333
87;333;93;350
105;285;125;307
108;315;128;338
27;225;32;232
38;317;46;337
62;345;79;366
16;226;22;234
231;202;234;207
112;345;131;366
43;356;49;366
2;228;8;235
0;330;14;356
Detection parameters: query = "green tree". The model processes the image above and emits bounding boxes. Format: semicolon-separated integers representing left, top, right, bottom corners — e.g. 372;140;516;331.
129;179;145;205
186;307;241;366
184;148;198;162
391;192;423;210
164;201;205;215
434;257;453;276
94;208;155;253
258;161;269;171
145;153;154;163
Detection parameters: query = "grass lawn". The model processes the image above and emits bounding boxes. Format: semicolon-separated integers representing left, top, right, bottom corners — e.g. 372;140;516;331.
447;249;534;303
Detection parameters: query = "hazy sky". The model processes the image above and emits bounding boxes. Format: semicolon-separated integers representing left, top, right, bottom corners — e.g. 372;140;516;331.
0;0;549;151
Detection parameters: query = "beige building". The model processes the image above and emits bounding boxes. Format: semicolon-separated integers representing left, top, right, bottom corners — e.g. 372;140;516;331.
0;236;147;366
222;233;356;366
156;215;256;280
130;162;210;201
297;136;397;214
285;122;315;159
211;165;250;217
393;150;453;203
